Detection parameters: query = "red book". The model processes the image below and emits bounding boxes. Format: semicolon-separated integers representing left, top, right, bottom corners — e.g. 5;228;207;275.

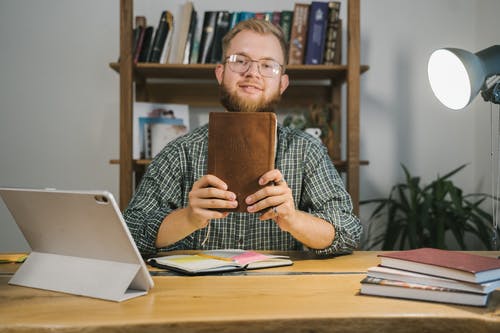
378;248;500;283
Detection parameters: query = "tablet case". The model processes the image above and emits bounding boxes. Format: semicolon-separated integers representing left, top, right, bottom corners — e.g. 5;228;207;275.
0;188;154;302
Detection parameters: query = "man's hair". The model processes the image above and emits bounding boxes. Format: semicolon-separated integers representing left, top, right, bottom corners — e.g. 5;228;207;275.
222;18;288;66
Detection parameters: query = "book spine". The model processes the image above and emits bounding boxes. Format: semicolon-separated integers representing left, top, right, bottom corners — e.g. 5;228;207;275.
133;26;145;64
323;1;342;65
279;10;293;44
272;11;281;26
183;7;198;64
237;12;255;23
138;27;154;63
148;11;169;63
305;1;329;65
159;11;174;64
209;11;231;63
198;11;218;64
288;3;309;65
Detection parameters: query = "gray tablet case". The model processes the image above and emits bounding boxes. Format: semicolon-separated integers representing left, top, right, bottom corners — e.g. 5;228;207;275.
0;187;154;302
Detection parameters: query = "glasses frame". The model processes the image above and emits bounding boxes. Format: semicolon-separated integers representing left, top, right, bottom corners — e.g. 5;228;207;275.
224;54;285;78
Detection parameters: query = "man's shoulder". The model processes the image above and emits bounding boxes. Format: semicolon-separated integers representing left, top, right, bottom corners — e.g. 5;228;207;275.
161;124;208;150
278;125;324;147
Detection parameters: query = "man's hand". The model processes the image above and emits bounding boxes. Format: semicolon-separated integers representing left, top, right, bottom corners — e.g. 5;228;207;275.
186;174;238;229
244;169;297;231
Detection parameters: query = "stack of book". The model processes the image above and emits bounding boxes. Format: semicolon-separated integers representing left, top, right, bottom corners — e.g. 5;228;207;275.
360;247;500;307
129;1;343;65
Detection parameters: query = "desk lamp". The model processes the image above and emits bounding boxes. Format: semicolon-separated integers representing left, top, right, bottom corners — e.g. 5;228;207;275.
427;45;500;250
427;45;500;110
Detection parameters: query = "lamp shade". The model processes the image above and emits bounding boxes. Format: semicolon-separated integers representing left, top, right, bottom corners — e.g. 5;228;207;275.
428;45;500;110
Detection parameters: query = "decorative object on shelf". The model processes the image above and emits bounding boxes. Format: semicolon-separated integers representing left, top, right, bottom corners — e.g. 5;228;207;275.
427;45;500;110
361;164;498;250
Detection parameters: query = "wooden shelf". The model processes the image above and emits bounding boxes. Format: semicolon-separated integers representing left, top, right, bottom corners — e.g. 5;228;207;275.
113;0;367;213
109;62;369;107
109;62;368;81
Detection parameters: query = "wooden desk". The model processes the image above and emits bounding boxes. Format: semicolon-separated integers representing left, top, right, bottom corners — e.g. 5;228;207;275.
1;251;499;333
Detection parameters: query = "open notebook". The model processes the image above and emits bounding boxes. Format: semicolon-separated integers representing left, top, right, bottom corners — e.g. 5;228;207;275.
0;187;154;302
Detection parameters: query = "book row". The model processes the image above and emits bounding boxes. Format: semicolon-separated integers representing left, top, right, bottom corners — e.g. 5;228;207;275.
130;1;342;66
359;247;500;307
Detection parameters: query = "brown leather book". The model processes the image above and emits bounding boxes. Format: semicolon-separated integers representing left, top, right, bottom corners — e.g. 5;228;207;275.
208;112;277;213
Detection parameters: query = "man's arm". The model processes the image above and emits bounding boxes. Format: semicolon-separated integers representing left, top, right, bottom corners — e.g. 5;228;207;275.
245;169;335;250
155;175;237;248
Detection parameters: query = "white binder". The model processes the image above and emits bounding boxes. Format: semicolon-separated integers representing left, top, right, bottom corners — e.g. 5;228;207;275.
0;188;154;302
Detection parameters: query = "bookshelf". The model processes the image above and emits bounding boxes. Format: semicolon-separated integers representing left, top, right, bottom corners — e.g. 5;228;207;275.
110;0;369;213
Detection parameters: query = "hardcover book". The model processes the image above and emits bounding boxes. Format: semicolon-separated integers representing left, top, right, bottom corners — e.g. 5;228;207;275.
305;1;329;65
170;1;194;64
148;11;172;63
209;11;231;63
208;112;277;213
378;248;500;283
367;265;500;294
323;1;342;65
198;11;218;64
138;26;154;63
147;250;292;275
360;276;490;307
279;10;294;44
288;3;310;65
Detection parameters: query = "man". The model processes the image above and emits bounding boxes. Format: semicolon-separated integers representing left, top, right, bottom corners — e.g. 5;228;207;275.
124;18;362;256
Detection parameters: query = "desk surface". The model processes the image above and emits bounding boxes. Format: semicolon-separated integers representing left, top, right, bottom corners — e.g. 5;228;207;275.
1;251;499;333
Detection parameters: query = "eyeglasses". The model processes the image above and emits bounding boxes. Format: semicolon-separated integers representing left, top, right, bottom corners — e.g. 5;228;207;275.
224;54;284;78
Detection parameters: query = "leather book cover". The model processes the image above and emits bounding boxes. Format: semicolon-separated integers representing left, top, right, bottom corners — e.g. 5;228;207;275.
208;112;277;213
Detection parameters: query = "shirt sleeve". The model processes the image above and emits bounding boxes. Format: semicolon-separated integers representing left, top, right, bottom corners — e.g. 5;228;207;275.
123;146;186;256
300;142;362;256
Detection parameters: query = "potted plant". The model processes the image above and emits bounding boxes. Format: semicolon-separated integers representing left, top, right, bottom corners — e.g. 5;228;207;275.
361;164;498;250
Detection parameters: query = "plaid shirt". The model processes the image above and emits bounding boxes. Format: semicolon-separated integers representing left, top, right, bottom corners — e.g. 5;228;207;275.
124;124;362;256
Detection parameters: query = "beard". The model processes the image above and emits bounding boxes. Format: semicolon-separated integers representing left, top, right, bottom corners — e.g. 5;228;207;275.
219;80;282;113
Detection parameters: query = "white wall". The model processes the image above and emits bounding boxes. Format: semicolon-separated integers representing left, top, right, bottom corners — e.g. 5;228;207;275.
0;0;498;252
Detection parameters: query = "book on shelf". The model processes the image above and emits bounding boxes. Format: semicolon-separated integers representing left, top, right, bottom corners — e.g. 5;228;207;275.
367;265;500;294
168;1;194;64
182;3;198;64
132;16;147;64
138;26;154;63
378;247;500;284
360;276;491;307
304;1;329;65
134;103;190;159
209;11;231;64
288;3;310;65
159;11;174;64
280;10;294;44
323;1;342;65
148;10;173;63
147;250;293;275
208;112;277;213
197;11;218;64
271;11;281;26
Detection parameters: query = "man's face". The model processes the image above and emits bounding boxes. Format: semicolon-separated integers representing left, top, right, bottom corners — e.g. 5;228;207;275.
215;30;289;113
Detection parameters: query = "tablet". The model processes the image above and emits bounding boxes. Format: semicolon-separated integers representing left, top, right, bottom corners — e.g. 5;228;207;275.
0;187;154;301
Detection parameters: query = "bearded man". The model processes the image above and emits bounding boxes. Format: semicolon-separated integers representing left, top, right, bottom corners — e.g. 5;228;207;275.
124;19;361;256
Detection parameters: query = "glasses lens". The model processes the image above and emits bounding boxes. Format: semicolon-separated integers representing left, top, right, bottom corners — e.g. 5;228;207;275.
259;59;281;77
226;55;282;77
227;55;248;73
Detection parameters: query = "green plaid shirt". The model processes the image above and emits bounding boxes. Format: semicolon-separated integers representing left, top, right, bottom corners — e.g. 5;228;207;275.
124;124;362;256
